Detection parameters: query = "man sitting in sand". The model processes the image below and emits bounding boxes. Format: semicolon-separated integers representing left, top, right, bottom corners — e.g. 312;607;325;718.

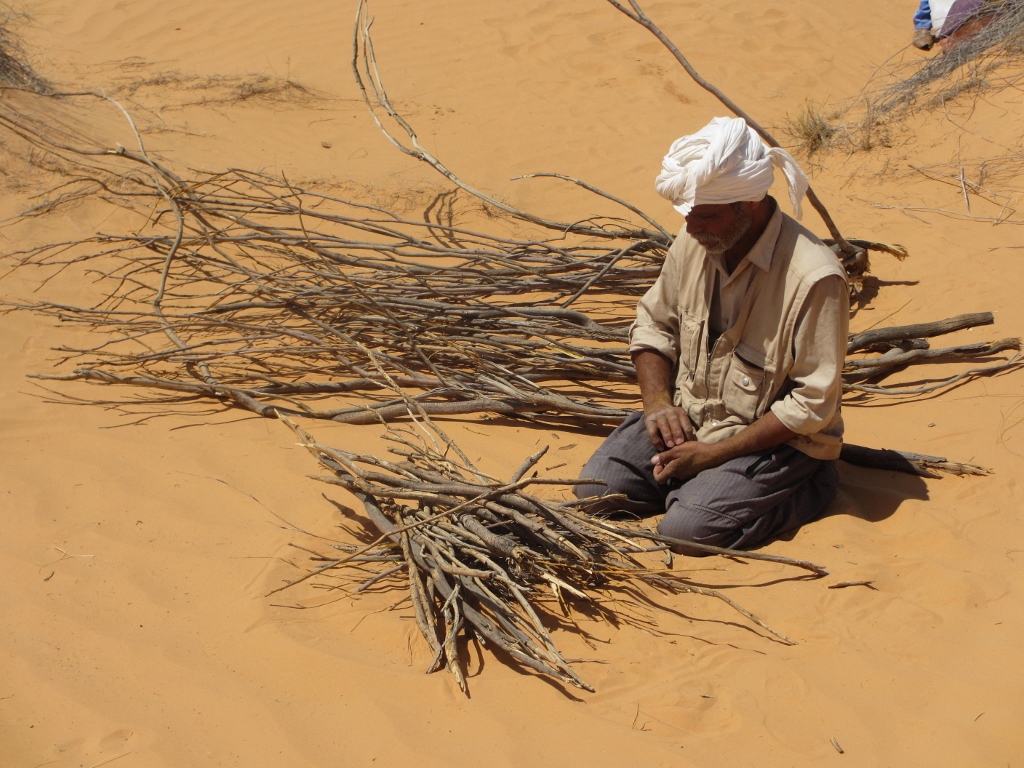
574;116;849;554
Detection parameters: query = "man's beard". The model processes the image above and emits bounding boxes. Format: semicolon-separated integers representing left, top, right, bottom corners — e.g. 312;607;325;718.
692;208;753;254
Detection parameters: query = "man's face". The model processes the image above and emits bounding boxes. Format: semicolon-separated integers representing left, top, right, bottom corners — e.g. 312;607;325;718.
684;202;753;255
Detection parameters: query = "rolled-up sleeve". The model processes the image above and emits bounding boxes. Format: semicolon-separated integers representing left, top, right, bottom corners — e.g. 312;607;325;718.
771;274;849;435
628;242;681;363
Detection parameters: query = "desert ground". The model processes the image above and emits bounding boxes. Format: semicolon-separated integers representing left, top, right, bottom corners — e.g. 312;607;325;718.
1;1;1023;766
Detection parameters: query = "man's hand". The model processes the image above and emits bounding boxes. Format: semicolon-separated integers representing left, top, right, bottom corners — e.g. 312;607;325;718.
633;349;696;450
652;441;721;483
652;411;799;484
644;403;696;451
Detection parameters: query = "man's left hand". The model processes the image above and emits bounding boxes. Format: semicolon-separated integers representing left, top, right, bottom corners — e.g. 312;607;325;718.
651;441;724;483
651;412;796;484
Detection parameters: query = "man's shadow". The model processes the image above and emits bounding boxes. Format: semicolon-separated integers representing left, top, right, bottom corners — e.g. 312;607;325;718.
762;461;929;549
821;461;930;525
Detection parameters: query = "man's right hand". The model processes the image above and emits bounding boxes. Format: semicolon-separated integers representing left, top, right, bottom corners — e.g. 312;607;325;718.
643;404;696;451
633;348;696;451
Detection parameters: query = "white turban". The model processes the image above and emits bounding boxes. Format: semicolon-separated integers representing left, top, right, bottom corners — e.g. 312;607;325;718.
655;116;809;219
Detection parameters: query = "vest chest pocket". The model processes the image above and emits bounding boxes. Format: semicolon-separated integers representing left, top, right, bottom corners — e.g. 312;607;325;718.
677;312;704;380
723;352;766;423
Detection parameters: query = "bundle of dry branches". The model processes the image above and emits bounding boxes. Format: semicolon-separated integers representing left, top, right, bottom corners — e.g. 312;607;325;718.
3;155;1015;451
8;163;654;423
274;410;830;692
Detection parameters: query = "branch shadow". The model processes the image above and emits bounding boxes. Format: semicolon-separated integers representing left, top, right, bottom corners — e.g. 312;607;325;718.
850;276;919;316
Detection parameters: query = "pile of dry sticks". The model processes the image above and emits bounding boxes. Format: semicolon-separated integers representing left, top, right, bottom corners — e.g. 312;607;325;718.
7;160;1015;471
275;412;828;693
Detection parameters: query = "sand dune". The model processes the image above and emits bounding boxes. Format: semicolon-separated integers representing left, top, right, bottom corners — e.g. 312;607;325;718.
2;0;1022;766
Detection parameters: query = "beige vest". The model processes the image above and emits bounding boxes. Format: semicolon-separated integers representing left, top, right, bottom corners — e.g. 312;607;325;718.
671;215;847;459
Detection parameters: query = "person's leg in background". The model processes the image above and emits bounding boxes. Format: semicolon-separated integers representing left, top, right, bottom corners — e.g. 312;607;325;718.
913;0;936;49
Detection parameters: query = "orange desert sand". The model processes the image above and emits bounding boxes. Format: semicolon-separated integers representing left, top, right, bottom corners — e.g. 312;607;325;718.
1;1;1023;766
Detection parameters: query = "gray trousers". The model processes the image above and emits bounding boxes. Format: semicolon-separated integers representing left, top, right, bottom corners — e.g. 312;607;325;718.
574;412;839;552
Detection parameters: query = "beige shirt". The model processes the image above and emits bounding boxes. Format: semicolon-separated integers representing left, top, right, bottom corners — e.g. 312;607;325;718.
629;206;849;459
